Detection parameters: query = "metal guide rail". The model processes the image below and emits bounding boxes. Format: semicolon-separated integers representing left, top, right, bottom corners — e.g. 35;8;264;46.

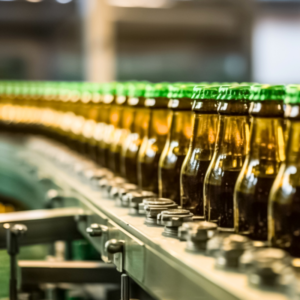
0;136;295;300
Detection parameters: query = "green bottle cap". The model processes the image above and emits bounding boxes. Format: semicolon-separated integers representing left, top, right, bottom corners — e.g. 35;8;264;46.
203;85;220;100
128;81;148;98
102;82;116;96
250;84;285;101
145;82;170;98
192;83;210;100
285;85;300;105
116;82;130;96
177;84;197;99
224;85;251;101
167;82;191;99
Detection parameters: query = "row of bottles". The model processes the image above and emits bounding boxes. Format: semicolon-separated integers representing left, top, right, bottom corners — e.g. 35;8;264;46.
0;80;299;258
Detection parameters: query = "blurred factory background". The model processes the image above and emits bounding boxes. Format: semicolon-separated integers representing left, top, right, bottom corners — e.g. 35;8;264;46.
0;0;299;84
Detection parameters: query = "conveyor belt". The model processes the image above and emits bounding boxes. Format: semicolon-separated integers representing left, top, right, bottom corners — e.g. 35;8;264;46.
0;136;292;300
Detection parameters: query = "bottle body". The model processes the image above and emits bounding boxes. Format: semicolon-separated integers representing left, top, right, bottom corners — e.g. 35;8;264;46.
269;108;300;256
159;110;192;205
180;103;218;216
204;101;250;231
234;101;285;241
122;107;149;184
138;109;169;193
99;104;121;169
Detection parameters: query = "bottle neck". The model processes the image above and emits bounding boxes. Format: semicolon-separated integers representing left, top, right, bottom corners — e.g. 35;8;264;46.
190;113;218;158
122;107;134;130
285;119;300;165
215;114;249;168
133;108;149;138
109;105;122;127
168;110;192;147
250;100;284;118
149;109;170;139
97;103;109;123
218;100;249;116
249;117;285;166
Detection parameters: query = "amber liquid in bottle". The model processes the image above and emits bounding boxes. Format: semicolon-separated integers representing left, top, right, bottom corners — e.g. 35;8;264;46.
204;100;250;231
138;100;169;194
96;102;111;168
159;102;192;205
181;99;218;216
269;104;300;256
234;100;284;241
122;105;149;184
98;93;119;169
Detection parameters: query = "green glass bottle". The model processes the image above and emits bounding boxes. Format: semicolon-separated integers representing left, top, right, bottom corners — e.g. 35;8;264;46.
234;84;285;241
204;84;250;232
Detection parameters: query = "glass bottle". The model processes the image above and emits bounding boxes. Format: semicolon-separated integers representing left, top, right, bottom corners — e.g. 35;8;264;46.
76;82;94;155
109;82;133;175
158;84;193;205
180;85;219;216
234;85;285;241
88;83;104;162
137;83;170;194
98;82;117;169
81;83;102;160
67;82;85;152
121;82;150;184
269;85;300;256
204;85;250;232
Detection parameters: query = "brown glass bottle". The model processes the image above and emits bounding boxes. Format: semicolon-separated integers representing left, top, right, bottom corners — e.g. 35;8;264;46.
158;84;193;205
121;83;149;184
108;83;132;175
268;86;300;256
204;85;250;232
138;83;170;194
81;83;102;160
234;85;285;241
180;85;219;216
97;83;117;169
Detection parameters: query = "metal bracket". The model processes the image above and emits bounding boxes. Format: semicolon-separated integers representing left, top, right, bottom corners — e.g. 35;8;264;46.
105;239;125;272
0;207;84;249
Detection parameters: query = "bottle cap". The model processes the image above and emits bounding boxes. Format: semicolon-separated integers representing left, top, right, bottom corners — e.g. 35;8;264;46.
191;83;210;100
145;82;170;99
285;85;300;105
128;81;148;98
250;84;285;101
224;85;251;101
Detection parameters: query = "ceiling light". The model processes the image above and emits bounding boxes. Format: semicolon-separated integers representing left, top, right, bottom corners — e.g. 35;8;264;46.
56;0;72;3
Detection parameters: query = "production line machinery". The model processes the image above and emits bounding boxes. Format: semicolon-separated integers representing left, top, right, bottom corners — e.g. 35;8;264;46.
0;134;297;300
